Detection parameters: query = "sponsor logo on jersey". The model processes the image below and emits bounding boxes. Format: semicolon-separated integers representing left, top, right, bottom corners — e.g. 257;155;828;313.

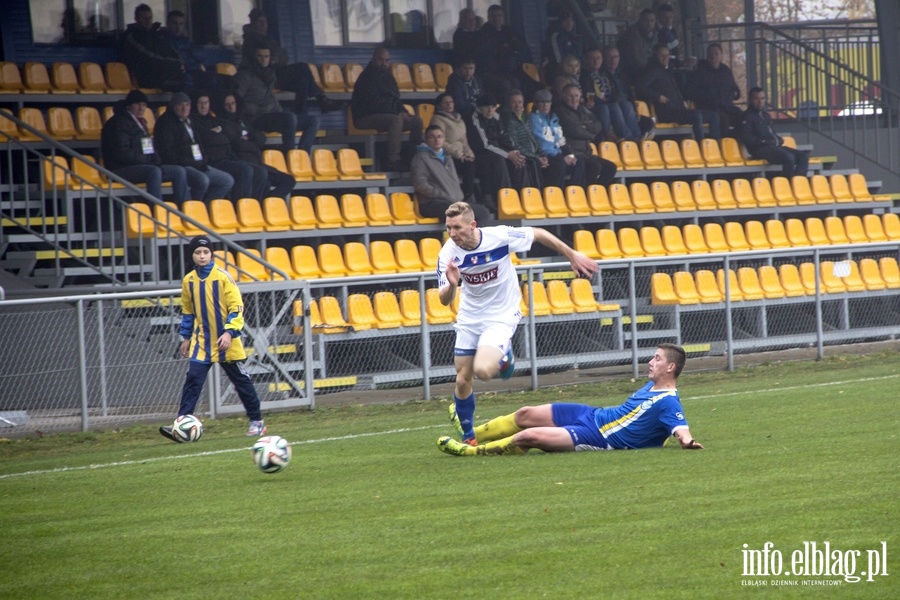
462;266;499;285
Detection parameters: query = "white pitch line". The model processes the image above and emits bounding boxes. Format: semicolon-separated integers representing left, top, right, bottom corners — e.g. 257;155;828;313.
687;373;898;401
0;424;444;481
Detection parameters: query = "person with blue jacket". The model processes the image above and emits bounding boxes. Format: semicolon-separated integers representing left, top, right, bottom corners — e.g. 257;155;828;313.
527;89;585;188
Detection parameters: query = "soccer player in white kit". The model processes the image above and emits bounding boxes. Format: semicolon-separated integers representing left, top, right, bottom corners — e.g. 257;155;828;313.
437;202;598;446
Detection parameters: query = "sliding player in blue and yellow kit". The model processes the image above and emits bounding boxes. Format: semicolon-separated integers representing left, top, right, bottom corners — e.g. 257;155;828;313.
159;235;266;441
438;343;703;455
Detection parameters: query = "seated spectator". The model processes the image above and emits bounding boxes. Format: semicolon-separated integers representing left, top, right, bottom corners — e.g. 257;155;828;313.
738;87;809;178
603;44;655;139
474;4;541;101
411;125;492;222
219;92;296;200
101;89;189;202
468;93;531;200
551;55;582;102
637;44;721;141
690;43;742;131
153;92;234;202
581;47;640;142
541;10;582;84
430;93;477;200
350;46;423;171
192;92;268;201
445;59;486;118
233;43;318;154
527;89;587;189
121;4;187;92
554;84;618;186
499;89;546;188
160;10;218;95
452;8;479;66
655;4;682;67
617;8;657;89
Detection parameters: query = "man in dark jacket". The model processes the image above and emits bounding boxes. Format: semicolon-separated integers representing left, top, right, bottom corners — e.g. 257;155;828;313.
689;43;742;131
220;92;296;200
581;47;641;141
637;44;721;141
153;92;234;202
350;46;423;170
474;4;540;101
739;87;809;177
445;59;485;118
617;8;656;88
160;10;218;95
467;93;522;202
554;84;617;186
121;4;187;92
100;90;189;201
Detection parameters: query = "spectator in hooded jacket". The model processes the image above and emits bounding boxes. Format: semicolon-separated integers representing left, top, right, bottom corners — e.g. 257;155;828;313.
121;4;187;92
554;84;618;186
350;46;423;171
153;92;234;202
445;59;486;119
430;93;477;200
219;92;296;200
527;89;586;189
192;92;268;201
468;93;531;201
689;43;742;131
101;89;190;202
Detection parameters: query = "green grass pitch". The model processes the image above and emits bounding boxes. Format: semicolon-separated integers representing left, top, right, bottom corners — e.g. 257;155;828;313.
0;351;897;599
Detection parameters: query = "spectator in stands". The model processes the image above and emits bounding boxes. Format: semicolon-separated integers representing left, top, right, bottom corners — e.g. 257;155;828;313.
474;4;541;101
655;4;682;68
219;92;296;200
445;59;486;118
430;93;477;201
689;43;742;132
500;89;546;188
160;10;217;95
350;46;423;171
468;93;531;198
581;47;640;142
617;8;657;88
603;44;655;139
554;84;618;186
739;87;810;178
233;43;317;154
192;93;268;201
121;4;187;92
541;10;582;84
411;125;492;222
528;88;587;189
101;90;190;202
153;92;234;202
637;44;721;141
452;8;479;65
551;55;583;103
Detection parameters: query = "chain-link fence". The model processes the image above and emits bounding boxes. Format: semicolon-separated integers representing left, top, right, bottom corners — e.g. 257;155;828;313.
2;244;899;435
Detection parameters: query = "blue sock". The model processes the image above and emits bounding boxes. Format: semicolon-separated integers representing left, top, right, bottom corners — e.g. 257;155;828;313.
455;393;476;441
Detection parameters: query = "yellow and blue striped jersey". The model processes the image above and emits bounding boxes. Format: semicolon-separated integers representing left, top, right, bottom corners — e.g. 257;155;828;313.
180;264;246;363
594;382;688;449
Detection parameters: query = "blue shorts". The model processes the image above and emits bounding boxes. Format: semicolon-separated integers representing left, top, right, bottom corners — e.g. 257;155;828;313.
551;403;610;451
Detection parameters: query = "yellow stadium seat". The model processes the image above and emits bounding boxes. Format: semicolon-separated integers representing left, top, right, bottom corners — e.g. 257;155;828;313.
661;225;687;255
392;192;437;224
543;186;572;217
154;202;187;234
858;258;885;291
640;226;666;256
522;62;541;83
391;63;415;91
711;179;737;210
522;281;552;316
425;288;455;324
682;224;709;254
238;248;283;282
842;215;868;244
690;180;716;210
879;257;900;288
236;198;266;233
649;181;676;212
520;187;546;218
660;139;685;168
181;200;214;236
757;265;785;299
126;203;155;238
318;243;349;277
724;221;750;252
744;220;770;250
412;63;437;91
732;178;756;208
104;62;133;94
883;213;900;240
23;62;53;94
416;102;434;129
46;107;76;140
364;193;394;226
781;135;797;149
208;199;240;234
312;148;340;181
42;155;68;190
265;247;300;279
680;139;705;168
596;229;623;259
717;269;744;301
751;177;777;208
349;294;390;329
599;141;624;169
862;214;887;242
670;181;696;211
214;250;239;280
785;218;810;246
635;100;651;118
261;196;292;232
320;63;346;92
703;223;729;253
396;290;424;326
640;140;664;169
70;153;127;191
629;182;655;213
842;260;867;293
77;62;105;93
701;138;725;167
74;106;102;140
651;273;678;305
608;183;635;214
829;174;854;203
434;63;452;90
291;245;324;279
620;141;644;169
263;149;291;176
319;295;360;330
586;184;612;215
545;280;576;315
778;264;806;297
720;137;747;166
419;237;442;269
824;216;849;245
375;291;416;327
369;240;400;274
694;270;723;303
342;242;375;276
791;175;817;205
394;239;426;272
286;149;315;182
847;173;873;202
772;176;797;206
216;62;237;76
289;195;319;229
498;188;526;219
16;107;47;141
673;271;701;304
810;174;835;203
339;193;369;227
617;227;643;258
804;217;829;245
568;278;599;312
819;261;847;294
574;229;600;259
315;194;344;228
343;63;363;91
565;185;591;216
0;62;24;93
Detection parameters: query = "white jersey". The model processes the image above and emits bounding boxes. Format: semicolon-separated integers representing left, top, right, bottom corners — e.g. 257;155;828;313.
437;225;535;325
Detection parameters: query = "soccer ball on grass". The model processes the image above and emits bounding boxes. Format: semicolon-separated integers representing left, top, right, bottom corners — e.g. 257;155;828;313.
251;435;292;473
172;415;203;442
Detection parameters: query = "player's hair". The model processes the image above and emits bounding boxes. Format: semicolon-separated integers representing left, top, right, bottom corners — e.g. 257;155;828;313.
658;343;686;378
445;201;474;220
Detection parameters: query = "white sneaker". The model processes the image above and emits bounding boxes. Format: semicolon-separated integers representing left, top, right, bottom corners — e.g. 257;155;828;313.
247;420;267;437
